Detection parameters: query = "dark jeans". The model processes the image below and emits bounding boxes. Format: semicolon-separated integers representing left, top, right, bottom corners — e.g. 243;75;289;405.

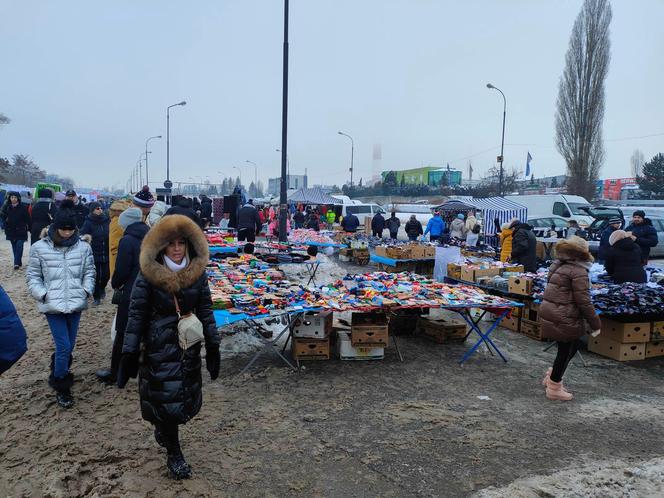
46;312;81;378
294;222;303;229
94;262;110;300
408;235;418;241
551;339;581;382
389;232;398;240
9;239;25;266
430;235;441;242
238;228;256;242
372;230;383;238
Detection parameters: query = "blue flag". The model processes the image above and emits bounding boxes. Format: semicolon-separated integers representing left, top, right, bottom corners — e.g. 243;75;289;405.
525;152;532;177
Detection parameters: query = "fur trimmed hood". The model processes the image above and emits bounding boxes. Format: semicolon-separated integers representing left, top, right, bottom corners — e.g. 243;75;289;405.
139;214;209;293
555;236;593;262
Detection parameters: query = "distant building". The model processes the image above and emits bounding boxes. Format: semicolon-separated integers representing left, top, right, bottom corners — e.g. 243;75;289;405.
381;166;462;187
267;174;308;195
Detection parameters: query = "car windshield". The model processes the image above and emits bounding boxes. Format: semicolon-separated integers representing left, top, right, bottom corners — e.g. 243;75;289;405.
568;203;592;215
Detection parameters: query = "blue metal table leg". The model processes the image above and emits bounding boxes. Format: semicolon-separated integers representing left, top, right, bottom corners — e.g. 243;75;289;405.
457;309;509;364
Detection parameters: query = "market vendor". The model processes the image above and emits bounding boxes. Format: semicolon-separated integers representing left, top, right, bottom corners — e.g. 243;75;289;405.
625;210;658;265
597;216;622;263
510;220;537;272
605;230;647;284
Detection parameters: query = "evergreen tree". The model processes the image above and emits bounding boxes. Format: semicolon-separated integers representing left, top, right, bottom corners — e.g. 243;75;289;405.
550;177;559;188
530;174;535;185
637;153;664;199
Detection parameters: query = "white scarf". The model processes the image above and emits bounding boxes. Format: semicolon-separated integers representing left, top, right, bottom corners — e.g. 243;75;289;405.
164;255;188;272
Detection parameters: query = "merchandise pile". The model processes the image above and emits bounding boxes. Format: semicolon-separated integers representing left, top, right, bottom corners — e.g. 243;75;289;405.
288;229;336;245
207;263;514;316
205;232;239;247
590;282;664;316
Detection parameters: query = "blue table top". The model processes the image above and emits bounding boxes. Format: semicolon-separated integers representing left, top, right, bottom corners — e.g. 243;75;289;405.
209;245;241;254
370;254;435;266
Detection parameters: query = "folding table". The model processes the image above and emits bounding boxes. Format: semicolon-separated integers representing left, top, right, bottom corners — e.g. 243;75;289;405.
448;306;513;364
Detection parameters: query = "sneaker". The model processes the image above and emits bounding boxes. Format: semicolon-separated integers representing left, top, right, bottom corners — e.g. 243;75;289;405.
167;454;192;480
56;391;74;408
13;265;19;270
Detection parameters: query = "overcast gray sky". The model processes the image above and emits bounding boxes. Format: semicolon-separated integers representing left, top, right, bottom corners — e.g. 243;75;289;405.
1;0;662;191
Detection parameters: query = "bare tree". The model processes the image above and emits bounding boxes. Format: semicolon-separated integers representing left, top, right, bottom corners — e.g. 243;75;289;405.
555;0;612;201
630;149;645;177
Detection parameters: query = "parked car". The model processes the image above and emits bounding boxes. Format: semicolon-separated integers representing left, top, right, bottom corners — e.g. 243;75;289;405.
508;194;593;226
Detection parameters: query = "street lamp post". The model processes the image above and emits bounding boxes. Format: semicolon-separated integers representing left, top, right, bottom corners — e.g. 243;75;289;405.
278;0;290;242
232;166;242;187
166;101;187;183
337;131;354;187
145;135;162;186
246;160;258;186
486;83;506;196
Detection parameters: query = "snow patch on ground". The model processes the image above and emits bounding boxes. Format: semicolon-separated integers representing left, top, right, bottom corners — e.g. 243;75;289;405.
474;457;664;498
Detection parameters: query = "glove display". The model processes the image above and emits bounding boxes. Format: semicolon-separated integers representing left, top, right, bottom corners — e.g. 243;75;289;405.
116;353;139;388
205;344;220;380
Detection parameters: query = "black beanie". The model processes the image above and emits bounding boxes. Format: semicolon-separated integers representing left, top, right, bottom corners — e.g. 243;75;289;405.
53;199;78;230
88;201;101;212
133;185;155;208
633;210;646;218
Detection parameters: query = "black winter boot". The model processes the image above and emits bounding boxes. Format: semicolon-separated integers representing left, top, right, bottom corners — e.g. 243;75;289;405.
49;373;74;409
167;454;192;480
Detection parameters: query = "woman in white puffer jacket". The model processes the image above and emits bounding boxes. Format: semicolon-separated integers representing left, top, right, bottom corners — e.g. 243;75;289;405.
26;200;95;408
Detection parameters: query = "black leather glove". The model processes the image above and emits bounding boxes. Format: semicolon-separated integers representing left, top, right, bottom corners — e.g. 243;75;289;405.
116;353;139;388
205;344;220;381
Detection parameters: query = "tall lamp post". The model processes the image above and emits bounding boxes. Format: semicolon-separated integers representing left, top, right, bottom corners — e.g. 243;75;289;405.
486;83;506;196
232;166;242;187
166;101;187;184
337;131;354;187
145;135;162;186
278;0;290;242
245;160;258;186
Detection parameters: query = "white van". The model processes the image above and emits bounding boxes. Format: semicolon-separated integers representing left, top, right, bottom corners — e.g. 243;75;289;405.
330;195;385;224
506;194;593;227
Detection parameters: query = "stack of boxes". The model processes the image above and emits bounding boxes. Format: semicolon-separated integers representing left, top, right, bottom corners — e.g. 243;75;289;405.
587;318;664;361
291;311;333;361
337;312;388;360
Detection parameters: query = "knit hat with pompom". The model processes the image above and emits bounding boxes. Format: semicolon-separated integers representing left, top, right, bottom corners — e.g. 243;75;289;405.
133;185;155;208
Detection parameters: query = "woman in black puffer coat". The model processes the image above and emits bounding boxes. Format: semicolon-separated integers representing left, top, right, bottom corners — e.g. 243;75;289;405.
80;202;110;303
605;230;647;284
117;214;220;480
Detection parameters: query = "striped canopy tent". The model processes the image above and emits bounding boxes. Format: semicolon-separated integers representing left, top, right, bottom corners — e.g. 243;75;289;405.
287;188;342;205
469;197;528;236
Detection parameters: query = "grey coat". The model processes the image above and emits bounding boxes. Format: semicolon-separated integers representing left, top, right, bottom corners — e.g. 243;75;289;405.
26;229;96;314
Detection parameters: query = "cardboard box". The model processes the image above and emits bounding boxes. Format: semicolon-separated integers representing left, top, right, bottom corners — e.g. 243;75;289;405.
525;302;540;322
600;319;650;343
351;312;389;347
461;266;500;283
503;264;524;274
337;331;384;360
416;318;467;344
652;321;664;339
374;245;387;257
292;311;333;339
646;340;664;358
423;245;436;258
508;276;534;296
292;338;330;360
447;263;462;280
500;316;520;332
407;244;426;259
386;246;411;260
588;336;645;361
520;319;544;341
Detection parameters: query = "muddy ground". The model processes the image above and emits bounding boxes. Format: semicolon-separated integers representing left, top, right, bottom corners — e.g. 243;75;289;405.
2;240;664;497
